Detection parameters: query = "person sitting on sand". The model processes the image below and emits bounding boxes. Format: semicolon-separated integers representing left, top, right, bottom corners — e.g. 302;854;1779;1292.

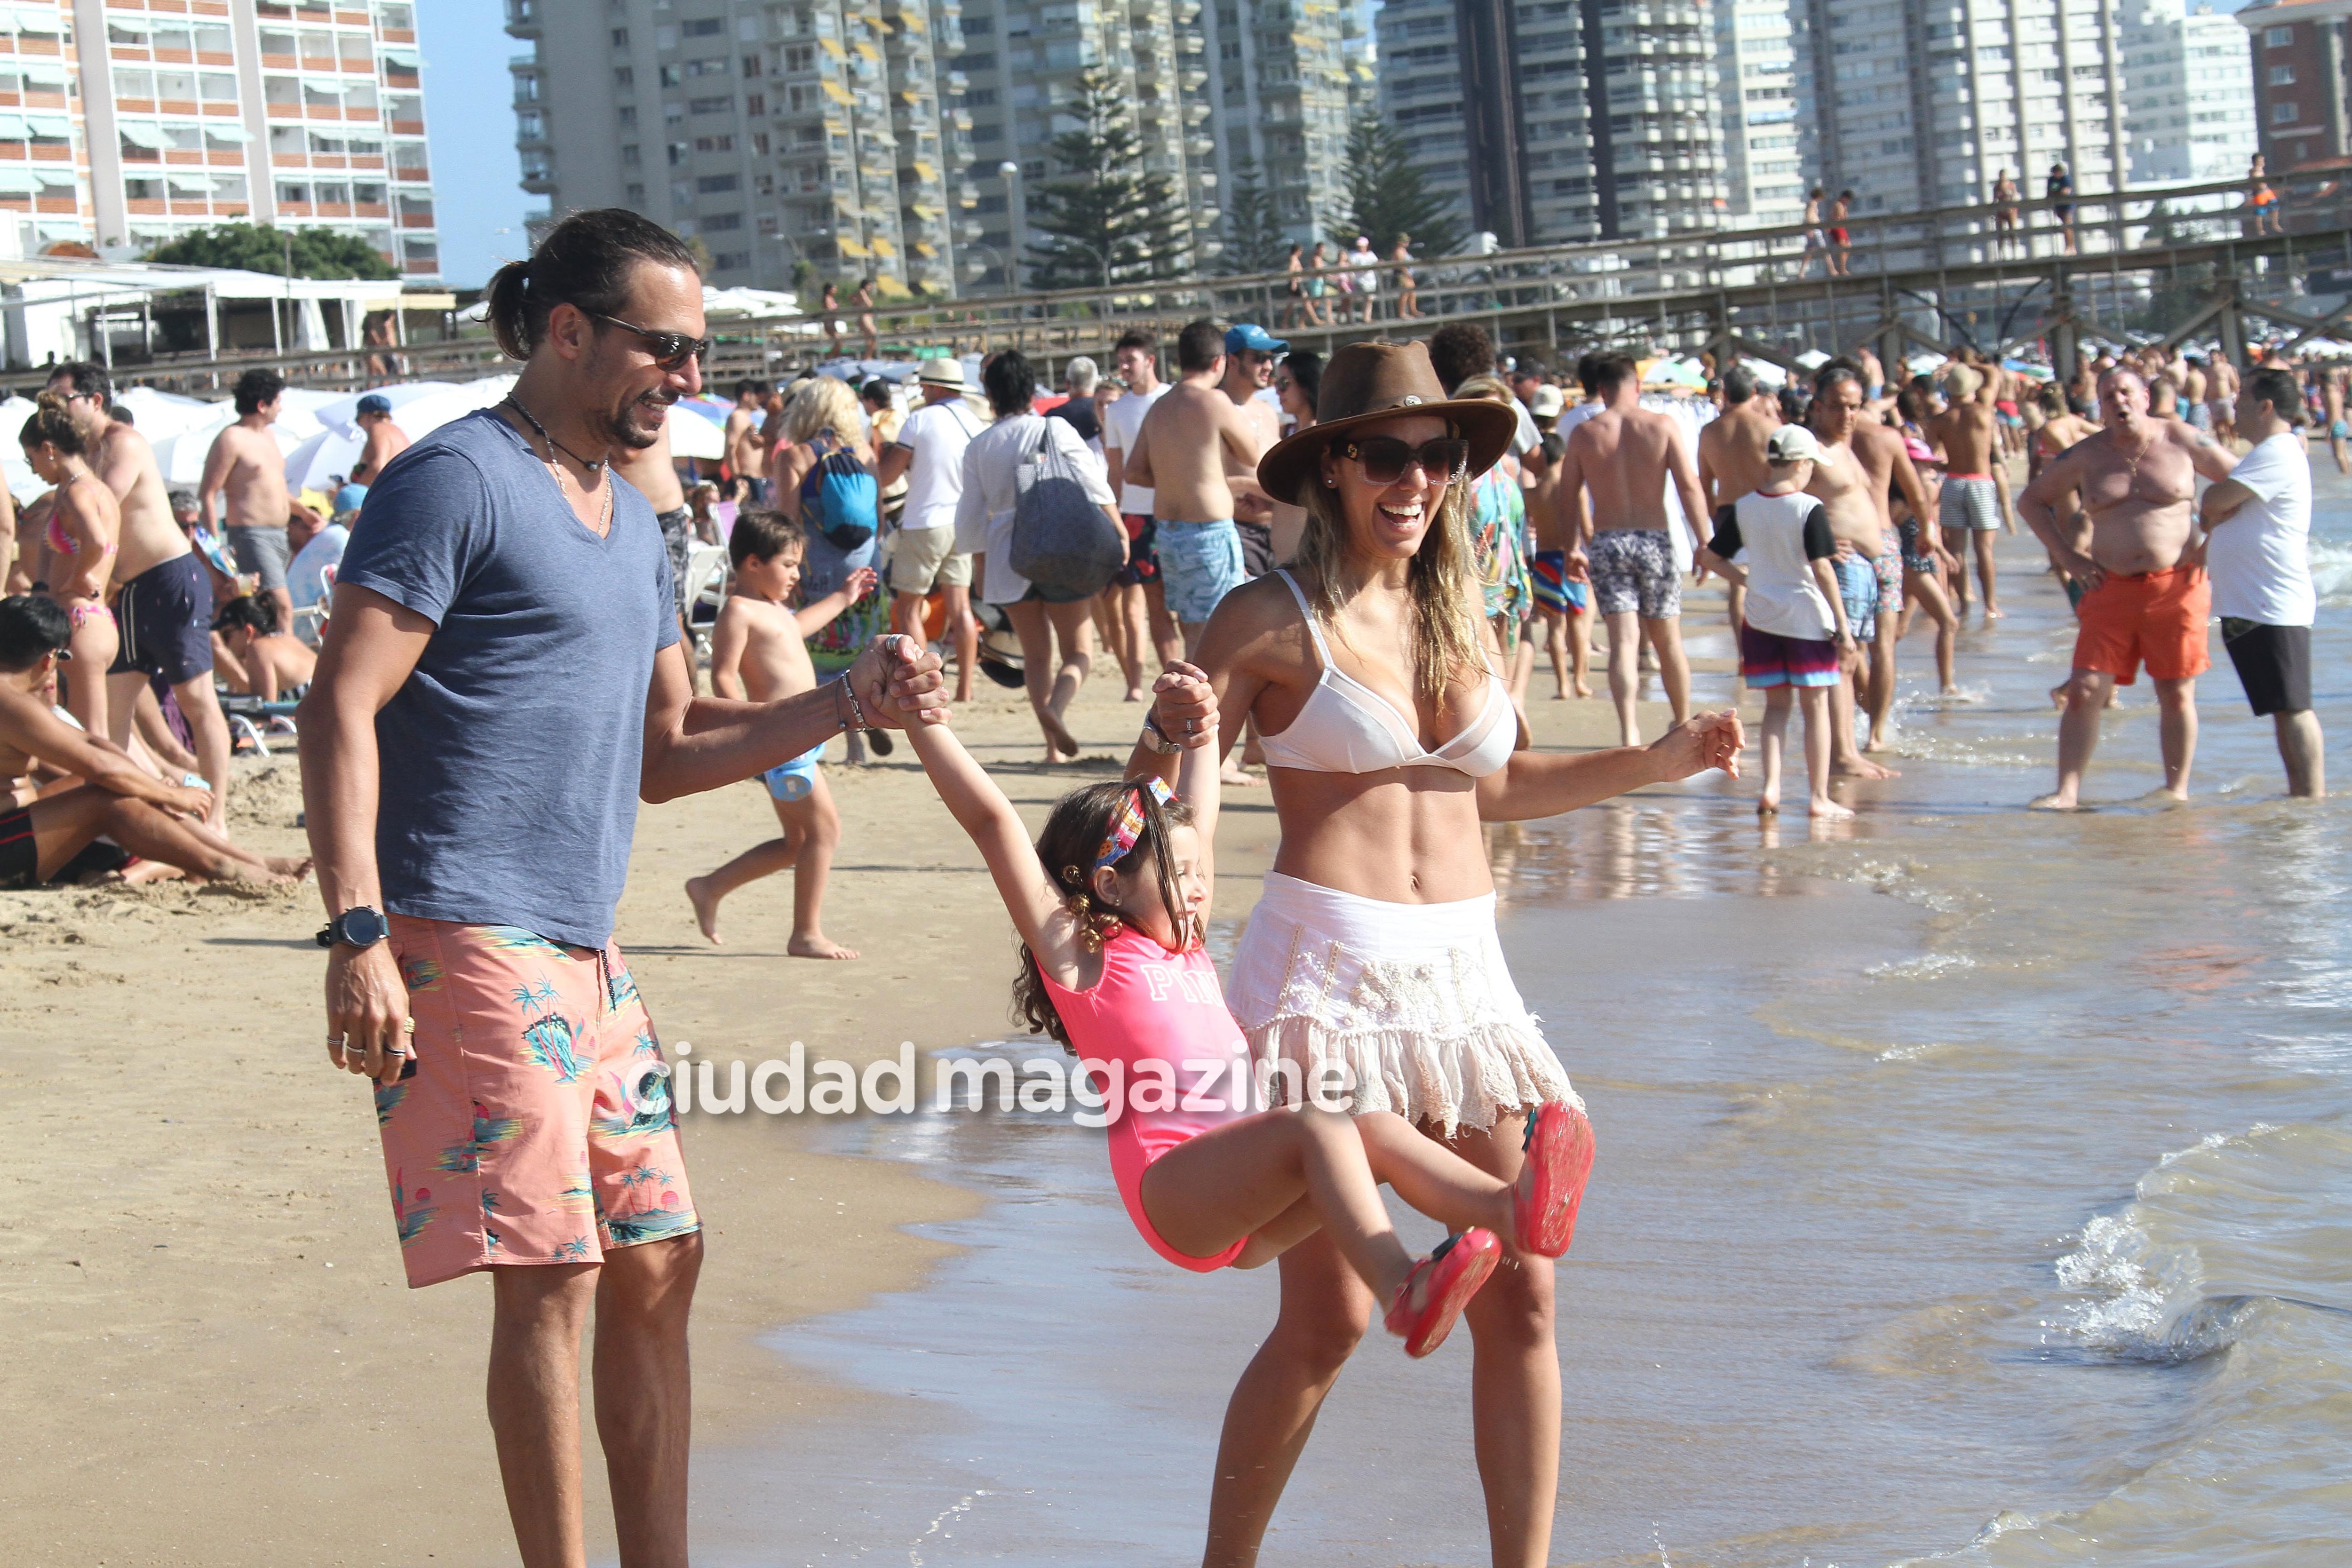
1699;424;1856;819
0;595;302;886
685;509;878;956
211;593;317;702
896;649;1592;1361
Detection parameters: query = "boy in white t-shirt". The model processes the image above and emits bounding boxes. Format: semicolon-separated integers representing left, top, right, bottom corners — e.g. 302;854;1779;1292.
2199;366;2325;797
1698;424;1858;818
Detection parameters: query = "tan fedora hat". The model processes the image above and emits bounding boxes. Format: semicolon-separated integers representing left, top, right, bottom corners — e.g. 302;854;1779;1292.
915;358;966;388
1257;340;1520;506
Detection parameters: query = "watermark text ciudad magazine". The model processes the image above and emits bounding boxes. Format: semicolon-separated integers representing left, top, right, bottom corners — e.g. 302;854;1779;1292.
631;1041;1358;1122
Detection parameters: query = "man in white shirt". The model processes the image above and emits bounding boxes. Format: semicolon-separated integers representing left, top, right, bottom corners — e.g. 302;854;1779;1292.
878;359;985;701
2199;366;2325;797
1100;329;1182;672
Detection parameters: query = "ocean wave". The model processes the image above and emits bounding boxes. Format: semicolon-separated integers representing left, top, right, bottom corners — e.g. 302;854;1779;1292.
1865;952;1979;980
2312;538;2352;608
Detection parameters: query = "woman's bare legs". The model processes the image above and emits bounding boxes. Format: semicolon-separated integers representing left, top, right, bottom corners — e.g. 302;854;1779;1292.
1198;1110;1562;1568
1002;598;1082;760
1904;567;1960;693
1043;597;1096;749
61;610;116;739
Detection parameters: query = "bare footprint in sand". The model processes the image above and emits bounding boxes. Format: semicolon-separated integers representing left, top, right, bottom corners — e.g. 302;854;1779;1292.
685;875;724;944
789;933;860;960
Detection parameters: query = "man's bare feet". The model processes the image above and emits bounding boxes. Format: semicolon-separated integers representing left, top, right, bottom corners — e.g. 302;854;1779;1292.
1808;796;1855;820
1041;712;1081;758
1220;757;1258;787
2028;790;2082;811
2138;785;2190;806
788;932;859;960
1573;680;1592;698
1833;754;1899;780
685;875;724;944
1983;602;2004;619
1124;686;1146;703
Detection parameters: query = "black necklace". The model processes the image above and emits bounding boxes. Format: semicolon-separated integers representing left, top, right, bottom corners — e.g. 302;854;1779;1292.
502;395;606;473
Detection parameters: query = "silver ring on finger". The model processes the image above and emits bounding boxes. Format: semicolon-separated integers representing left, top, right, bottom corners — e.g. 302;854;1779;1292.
327;1033;348;1051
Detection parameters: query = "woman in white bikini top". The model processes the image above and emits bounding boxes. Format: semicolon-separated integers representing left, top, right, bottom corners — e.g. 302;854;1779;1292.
1126;341;1743;1568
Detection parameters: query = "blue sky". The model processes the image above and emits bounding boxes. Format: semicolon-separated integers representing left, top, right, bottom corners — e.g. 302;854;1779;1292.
416;0;533;288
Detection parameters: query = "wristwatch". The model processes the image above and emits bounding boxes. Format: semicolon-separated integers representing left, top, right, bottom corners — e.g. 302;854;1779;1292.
1139;710;1183;756
316;906;390;950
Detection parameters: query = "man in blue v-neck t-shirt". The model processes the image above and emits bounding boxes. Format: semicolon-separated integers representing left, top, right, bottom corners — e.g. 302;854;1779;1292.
296;207;947;1561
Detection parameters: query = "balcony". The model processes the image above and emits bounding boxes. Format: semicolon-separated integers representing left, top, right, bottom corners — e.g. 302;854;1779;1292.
504;0;540;38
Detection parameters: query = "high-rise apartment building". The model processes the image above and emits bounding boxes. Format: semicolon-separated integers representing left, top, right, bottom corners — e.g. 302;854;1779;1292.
1376;0;1725;248
2121;0;2255;185
508;0;1350;295
2238;0;2346;177
509;0;973;296
1792;0;2126;218
0;0;437;275
1715;0;1802;225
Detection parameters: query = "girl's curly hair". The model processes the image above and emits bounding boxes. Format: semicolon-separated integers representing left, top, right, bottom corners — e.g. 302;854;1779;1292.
1011;778;1194;1049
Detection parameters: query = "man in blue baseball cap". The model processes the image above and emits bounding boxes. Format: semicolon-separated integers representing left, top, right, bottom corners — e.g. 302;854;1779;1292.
1219;324;1288;581
350;391;410;485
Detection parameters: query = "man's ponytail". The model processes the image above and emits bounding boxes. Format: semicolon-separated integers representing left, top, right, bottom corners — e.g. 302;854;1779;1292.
485;209;699;362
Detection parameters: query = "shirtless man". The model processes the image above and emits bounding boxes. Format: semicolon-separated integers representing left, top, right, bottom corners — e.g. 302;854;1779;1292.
349;393;411;485
1697;364;1780;645
211;593;316;702
725;378;772;498
0;595;298;887
1804;367;1907;778
1928;363;2010;618
2018;367;2239;808
47;360;234;834
1218;323;1287;580
1557;350;1708;745
1846;372;1936;752
2207;355;2240;446
1123;318;1271;653
199;367;294;633
1524;388;1592;698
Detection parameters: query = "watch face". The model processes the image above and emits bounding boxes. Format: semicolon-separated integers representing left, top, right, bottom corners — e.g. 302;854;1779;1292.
345;908;389;945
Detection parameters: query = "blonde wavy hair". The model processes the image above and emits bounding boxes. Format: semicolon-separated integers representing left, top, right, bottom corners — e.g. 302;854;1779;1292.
1288;417;1486;707
780;374;866;446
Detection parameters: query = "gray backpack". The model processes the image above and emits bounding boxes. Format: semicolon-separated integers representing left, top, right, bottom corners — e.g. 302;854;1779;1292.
1009;423;1124;598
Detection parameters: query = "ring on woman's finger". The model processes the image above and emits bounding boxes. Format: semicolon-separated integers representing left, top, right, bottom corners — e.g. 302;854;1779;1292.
326;1034;346;1051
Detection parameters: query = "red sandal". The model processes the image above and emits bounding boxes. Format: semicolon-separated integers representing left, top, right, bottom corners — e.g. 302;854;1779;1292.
1514;1101;1595;1259
1384;1228;1502;1358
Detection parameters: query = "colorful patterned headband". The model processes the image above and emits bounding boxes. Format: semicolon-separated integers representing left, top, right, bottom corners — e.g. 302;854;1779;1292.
1094;778;1175;872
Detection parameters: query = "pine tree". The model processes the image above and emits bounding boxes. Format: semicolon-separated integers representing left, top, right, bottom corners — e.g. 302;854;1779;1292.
1328;111;1465;261
1024;69;1193;291
1217;154;1288;276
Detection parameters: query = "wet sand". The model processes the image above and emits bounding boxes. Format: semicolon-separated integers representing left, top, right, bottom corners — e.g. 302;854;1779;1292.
0;643;1686;1565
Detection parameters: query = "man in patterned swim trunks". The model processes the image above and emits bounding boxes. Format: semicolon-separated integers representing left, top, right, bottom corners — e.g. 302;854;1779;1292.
298;209;946;1560
1557;350;1709;744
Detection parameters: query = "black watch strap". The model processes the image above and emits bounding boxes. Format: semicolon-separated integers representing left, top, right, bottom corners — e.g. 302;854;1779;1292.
316;907;390;949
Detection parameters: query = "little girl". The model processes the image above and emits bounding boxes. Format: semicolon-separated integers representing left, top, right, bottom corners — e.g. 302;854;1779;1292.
901;660;1593;1357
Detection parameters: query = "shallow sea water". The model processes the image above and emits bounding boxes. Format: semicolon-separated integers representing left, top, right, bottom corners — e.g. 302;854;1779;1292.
691;473;2352;1566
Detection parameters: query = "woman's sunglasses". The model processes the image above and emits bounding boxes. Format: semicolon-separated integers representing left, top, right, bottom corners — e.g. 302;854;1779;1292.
1338;436;1469;486
592;313;713;371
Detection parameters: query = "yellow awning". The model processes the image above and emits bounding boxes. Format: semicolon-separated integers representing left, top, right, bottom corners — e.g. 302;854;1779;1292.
854;41;878;61
821;79;854;105
911;159;935;180
913;241;936;256
819;36;847;59
835;235;870;257
869;235;897;257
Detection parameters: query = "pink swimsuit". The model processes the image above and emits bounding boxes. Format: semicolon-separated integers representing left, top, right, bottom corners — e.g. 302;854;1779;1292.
1039;925;1252;1272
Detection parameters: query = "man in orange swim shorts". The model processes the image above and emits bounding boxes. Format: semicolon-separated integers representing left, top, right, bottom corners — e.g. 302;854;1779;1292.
2017;366;2239;808
298;208;947;1561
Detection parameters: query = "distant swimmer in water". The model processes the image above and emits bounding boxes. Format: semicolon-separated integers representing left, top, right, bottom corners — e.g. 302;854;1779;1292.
2017;366;2239;809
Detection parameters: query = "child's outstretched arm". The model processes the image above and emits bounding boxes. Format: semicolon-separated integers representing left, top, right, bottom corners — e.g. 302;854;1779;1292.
1160;662;1222;889
793;565;880;638
904;716;1084;974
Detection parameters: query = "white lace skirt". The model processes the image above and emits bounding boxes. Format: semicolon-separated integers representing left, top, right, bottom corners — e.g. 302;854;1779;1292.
1228;871;1579;1135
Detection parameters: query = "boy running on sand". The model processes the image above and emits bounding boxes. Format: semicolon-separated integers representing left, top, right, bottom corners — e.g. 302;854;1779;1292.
686;510;877;955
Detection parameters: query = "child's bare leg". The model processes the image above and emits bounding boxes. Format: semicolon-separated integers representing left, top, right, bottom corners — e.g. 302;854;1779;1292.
1569;606;1591;696
1758;684;1791;814
1799;685;1850;818
1141;1109;1512;1302
684;783;804;945
778;773;855;958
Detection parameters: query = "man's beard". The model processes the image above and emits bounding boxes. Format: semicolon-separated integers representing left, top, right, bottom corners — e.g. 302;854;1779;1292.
605;389;673;452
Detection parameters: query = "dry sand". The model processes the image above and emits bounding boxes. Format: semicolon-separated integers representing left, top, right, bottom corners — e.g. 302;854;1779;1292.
0;631;1713;1566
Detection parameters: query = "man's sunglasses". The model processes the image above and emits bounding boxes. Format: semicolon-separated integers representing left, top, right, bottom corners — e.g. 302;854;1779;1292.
591;313;712;370
1338;436;1469;486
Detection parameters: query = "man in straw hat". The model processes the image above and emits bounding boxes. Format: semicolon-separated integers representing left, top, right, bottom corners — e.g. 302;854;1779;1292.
878;358;985;701
1135;338;1742;1568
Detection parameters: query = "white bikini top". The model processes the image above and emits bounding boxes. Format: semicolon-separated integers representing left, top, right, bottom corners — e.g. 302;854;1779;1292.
1256;570;1516;778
